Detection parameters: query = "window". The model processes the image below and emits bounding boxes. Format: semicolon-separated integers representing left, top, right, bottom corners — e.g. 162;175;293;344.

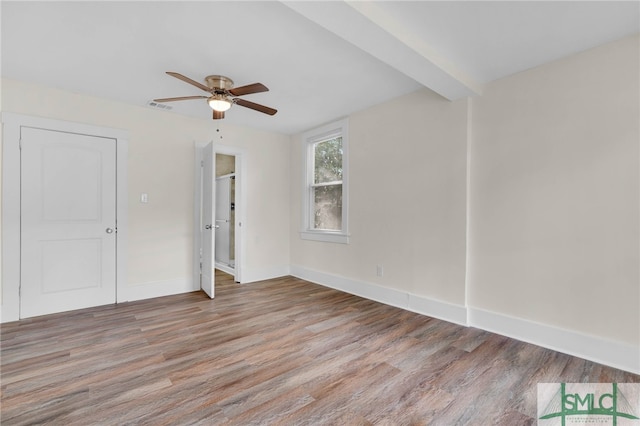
301;118;349;243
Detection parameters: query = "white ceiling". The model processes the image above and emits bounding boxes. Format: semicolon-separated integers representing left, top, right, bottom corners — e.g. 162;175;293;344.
2;1;638;135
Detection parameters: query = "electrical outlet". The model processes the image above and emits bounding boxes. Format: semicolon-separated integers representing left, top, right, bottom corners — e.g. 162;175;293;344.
376;265;384;277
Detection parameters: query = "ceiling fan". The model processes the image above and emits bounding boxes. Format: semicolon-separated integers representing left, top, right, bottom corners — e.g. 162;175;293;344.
154;72;277;120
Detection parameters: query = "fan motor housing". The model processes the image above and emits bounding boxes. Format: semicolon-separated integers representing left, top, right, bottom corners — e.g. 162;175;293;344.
205;75;234;91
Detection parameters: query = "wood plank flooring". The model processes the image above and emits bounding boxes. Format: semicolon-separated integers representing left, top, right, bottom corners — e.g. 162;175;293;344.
2;271;639;425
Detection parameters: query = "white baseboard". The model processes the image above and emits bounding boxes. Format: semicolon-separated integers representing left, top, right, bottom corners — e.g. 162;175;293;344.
468;307;640;375
117;278;197;303
407;294;468;326
240;264;291;284
290;265;639;375
0;306;15;324
0;278;198;323
290;265;467;326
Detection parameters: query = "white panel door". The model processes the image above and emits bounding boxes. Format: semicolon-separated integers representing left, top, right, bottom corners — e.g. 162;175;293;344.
201;143;215;298
20;127;117;318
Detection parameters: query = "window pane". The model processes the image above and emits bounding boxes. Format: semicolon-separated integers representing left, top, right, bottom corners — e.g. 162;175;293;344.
313;184;342;230
314;137;342;184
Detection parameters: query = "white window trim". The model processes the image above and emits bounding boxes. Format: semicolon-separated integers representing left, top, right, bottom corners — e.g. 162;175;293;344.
300;117;349;244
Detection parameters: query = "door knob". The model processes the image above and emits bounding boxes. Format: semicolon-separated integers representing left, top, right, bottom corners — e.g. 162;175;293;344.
205;224;212;230
106;228;114;234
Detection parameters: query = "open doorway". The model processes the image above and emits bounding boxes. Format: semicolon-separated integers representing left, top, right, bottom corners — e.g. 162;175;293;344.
193;142;244;297
215;153;236;275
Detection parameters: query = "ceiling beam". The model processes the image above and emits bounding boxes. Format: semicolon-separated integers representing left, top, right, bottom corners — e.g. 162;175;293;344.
282;1;482;101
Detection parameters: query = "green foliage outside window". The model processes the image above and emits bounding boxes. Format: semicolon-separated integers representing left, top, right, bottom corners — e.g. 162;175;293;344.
313;137;343;230
314;137;342;184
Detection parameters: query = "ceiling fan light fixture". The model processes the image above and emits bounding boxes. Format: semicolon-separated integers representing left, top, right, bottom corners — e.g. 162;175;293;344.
157;72;276;120
208;95;231;112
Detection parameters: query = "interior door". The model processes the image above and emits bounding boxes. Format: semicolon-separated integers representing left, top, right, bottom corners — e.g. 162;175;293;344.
201;142;215;298
20;127;117;318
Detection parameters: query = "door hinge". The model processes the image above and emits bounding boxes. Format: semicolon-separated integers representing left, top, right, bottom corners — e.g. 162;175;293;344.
201;160;204;167
19;139;22;150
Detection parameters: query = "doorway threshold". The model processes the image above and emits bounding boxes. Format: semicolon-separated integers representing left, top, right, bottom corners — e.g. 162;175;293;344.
215;262;235;276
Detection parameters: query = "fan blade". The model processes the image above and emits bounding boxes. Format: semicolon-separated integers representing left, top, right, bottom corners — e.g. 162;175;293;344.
166;72;211;93
154;96;208;102
234;98;277;116
228;83;269;97
213;110;225;120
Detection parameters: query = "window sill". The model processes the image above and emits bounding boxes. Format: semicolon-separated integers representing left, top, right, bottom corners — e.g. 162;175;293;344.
300;230;350;244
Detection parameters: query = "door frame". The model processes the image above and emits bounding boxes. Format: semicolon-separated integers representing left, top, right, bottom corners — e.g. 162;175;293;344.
193;142;245;286
1;113;128;323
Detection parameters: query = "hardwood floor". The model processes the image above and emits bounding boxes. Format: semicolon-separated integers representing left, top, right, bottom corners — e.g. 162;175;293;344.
2;271;638;425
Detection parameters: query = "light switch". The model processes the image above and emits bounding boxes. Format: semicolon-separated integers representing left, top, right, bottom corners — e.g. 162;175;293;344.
140;193;148;203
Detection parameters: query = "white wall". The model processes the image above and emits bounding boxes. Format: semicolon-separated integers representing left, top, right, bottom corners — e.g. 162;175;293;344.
469;34;639;346
1;78;290;304
290;34;639;372
290;89;469;320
